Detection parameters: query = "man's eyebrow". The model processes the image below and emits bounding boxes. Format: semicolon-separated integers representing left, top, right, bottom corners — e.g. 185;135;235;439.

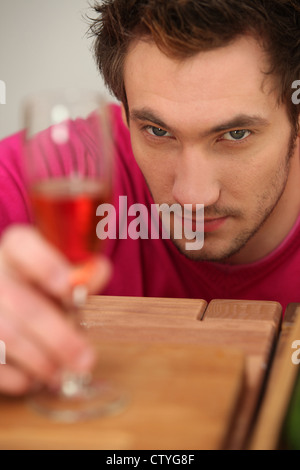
208;115;270;135
130;107;269;135
130;108;174;132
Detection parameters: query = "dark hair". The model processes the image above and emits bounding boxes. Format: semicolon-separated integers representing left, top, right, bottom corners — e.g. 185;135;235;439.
89;0;300;128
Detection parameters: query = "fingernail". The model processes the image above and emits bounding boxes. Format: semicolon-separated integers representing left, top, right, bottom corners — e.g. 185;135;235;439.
72;284;88;308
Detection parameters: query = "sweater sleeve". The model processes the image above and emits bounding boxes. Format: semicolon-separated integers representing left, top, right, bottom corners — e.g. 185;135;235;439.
0;131;33;238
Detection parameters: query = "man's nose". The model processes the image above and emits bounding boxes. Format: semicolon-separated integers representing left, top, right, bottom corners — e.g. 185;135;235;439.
172;148;221;208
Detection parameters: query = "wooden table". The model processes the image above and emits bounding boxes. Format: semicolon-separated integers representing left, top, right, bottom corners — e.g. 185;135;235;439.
0;296;290;450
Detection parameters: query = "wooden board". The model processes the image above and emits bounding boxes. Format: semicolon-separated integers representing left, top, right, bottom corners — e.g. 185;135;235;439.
81;295;208;323
250;304;300;450
0;342;245;450
80;297;281;449
0;296;282;450
203;299;282;449
203;299;282;331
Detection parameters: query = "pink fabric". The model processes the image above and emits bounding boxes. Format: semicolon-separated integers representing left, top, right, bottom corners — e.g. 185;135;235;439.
0;104;300;314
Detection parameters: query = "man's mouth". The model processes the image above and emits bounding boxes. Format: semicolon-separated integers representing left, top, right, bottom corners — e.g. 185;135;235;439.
171;207;229;234
203;216;228;232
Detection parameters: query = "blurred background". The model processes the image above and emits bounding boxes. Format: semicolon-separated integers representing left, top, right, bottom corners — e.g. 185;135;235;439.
0;0;112;139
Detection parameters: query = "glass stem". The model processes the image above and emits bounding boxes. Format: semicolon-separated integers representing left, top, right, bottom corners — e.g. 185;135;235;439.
59;284;90;398
60;371;92;398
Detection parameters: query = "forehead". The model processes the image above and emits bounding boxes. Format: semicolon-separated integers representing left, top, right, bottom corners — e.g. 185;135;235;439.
123;35;278;127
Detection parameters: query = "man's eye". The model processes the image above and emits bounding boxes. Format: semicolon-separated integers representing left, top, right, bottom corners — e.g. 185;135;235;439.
222;130;251;141
145;126;172;137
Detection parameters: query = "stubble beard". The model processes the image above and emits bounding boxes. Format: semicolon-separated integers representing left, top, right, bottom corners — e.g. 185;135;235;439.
172;131;297;263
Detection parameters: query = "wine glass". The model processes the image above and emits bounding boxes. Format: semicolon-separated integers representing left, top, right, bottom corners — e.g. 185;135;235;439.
23;88;123;422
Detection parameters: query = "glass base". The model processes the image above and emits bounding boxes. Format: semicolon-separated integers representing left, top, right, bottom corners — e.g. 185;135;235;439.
28;377;126;423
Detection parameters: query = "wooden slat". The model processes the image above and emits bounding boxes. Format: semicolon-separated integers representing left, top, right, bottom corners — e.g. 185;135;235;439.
82;313;275;355
202;299;282;449
203;299;282;332
250;305;300;450
83;295;208;321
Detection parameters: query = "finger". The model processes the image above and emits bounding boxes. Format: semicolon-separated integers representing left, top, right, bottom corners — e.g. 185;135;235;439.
0;365;33;396
0;225;72;299
0;312;58;384
1;226;113;301
0;273;96;375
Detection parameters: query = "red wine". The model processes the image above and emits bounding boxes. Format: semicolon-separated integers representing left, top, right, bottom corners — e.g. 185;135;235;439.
30;178;110;264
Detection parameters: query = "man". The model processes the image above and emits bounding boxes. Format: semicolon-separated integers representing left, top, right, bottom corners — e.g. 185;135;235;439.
0;0;300;395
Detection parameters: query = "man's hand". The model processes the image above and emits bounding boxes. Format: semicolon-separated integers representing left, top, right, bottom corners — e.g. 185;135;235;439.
0;225;112;396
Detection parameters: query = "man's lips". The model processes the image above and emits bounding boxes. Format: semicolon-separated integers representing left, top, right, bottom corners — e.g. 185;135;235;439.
171;204;230;234
175;214;228;233
203;216;228;232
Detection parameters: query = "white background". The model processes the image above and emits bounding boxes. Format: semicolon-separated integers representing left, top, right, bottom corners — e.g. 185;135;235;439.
0;0;112;139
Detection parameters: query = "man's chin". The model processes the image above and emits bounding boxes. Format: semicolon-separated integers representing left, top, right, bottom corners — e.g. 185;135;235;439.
171;239;224;262
170;237;245;263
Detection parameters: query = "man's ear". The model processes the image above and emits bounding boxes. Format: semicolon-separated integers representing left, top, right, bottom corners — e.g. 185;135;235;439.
121;103;129;129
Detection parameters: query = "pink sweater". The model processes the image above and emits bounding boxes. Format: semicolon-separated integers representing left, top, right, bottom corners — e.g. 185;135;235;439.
1;104;300;314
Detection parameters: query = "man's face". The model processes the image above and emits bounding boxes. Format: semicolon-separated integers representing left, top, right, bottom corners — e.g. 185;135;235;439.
123;35;299;263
